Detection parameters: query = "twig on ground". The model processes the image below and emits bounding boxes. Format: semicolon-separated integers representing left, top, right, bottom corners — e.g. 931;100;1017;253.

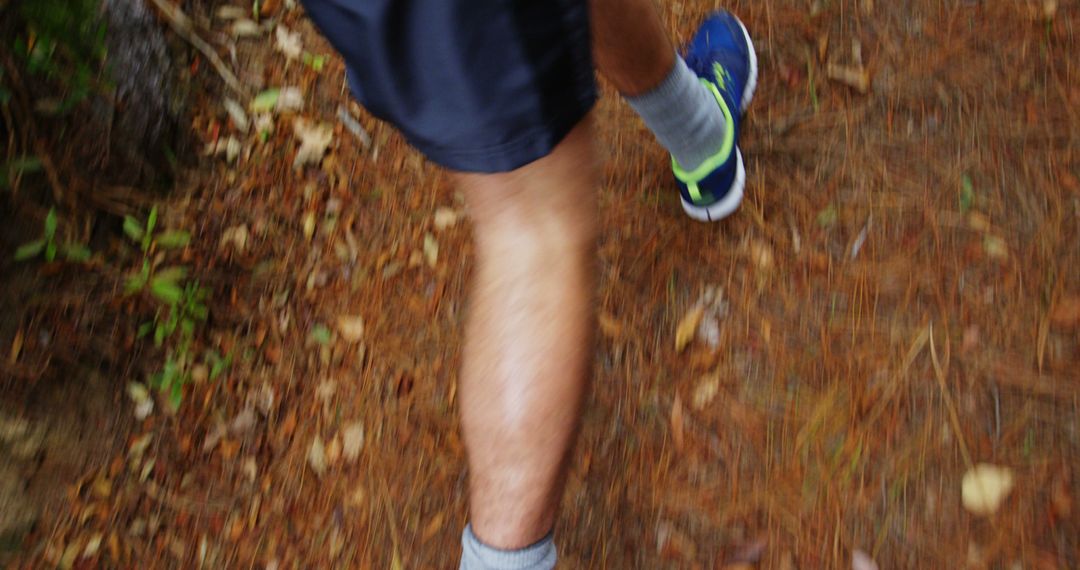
146;0;247;96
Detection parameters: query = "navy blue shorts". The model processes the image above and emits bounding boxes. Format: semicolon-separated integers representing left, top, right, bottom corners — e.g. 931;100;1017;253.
301;0;597;173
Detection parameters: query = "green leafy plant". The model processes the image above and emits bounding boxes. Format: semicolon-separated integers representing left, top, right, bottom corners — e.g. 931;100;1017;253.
302;52;327;72
139;281;210;409
123;207;192;301
123;205;206;409
14;208;92;262
204;349;233;382
136;279;209;346
959;174;975;214
14;0;108;112
123;206;191;254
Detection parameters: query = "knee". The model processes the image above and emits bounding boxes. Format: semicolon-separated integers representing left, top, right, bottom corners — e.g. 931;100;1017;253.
458;121;599;254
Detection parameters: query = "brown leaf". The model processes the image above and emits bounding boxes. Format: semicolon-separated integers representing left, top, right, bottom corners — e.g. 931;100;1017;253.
675;305;705;352
342;422;365;463
747;238;774;271
691;375;720;410
307;436;327;477
292;118;334;169
220;224;249;253
274;25;301;60
962;463;1015;516
336;315;365;343
1050;296;1080;330
670;395;685;451
433;208;461;231
826;63;870;93
423;233;439;267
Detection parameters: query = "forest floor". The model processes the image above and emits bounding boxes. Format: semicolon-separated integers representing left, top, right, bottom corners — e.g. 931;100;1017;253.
2;0;1079;568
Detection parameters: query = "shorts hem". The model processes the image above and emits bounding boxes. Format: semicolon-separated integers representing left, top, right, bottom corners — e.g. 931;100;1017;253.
412;94;597;174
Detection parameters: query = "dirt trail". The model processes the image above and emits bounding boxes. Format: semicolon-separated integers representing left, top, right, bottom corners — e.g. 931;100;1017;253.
9;0;1080;568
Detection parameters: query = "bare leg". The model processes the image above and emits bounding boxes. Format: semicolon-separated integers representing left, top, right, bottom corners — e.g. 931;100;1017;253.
456;116;598;550
590;0;675;96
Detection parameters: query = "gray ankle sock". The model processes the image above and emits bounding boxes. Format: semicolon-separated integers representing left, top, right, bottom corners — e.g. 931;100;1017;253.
459;525;556;570
627;56;727;172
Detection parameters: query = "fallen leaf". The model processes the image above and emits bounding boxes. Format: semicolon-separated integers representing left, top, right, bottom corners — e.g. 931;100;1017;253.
129;433;153;457
827;63;871;93
308;436;327;477
670;395;685;451
82;533;102;559
423;233;439;267
215;5;246;19
276;87;304;113
691;375;720;410
223;98;249;132
250;89;281;114
201;423;227;453
817;204;839;228
242;458;257;482
315;381;337;412
309;324;333;346
127;382;150;404
59;542;80;570
292;118;334;169
207;136;243;162
675;305;705;352
962;463;1015;516
852;549;879;570
348;485;366;507
747;238;774;271
336;315;365;343
92;476;112;499
1050;295;1080;330
698;314;721;350
254;113;275;134
433;207;460;231
229;409;257;435
274;25;303;60
220;224;249;253
1042;0;1058;20
231;19;262;38
342;422;364;462
983;235;1009;260
967;211;991;232
302;211;316;240
8;329;22;364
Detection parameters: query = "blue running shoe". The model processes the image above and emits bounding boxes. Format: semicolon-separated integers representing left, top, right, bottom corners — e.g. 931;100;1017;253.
673;11;758;222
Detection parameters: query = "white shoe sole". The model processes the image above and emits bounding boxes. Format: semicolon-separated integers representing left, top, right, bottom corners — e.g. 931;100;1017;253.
681;15;758;223
681;149;745;222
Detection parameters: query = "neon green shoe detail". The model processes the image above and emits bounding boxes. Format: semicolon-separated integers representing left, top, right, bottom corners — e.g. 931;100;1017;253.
670;72;737;204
